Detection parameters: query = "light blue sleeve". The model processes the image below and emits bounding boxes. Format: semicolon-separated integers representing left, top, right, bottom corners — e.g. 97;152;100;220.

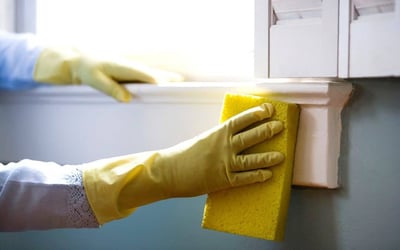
0;32;44;90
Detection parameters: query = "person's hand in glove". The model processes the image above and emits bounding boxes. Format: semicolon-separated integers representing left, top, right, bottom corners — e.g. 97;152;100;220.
82;103;285;224
33;47;183;102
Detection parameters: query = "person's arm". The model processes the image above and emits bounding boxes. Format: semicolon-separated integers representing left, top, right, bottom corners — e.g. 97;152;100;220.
0;103;283;231
0;32;43;90
0;160;99;231
83;103;284;224
0;32;183;102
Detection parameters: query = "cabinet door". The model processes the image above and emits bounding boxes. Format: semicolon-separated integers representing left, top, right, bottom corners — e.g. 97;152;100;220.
269;0;339;77
342;0;400;77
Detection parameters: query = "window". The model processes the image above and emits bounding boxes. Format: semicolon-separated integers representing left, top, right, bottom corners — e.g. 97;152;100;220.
27;0;259;81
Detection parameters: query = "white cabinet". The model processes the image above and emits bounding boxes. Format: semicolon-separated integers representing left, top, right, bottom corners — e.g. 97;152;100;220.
340;0;400;77
268;0;400;78
269;0;339;77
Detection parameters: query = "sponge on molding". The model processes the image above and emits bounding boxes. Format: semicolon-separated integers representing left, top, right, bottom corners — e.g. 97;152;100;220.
202;93;300;241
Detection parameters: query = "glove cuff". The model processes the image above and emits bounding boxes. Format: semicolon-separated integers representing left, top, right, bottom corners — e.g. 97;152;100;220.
33;47;80;85
81;151;167;224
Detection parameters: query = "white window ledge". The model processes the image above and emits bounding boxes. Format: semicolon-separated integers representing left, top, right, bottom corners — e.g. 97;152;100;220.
0;79;353;188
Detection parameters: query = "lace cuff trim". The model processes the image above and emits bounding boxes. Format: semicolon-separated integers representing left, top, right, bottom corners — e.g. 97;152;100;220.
65;168;99;228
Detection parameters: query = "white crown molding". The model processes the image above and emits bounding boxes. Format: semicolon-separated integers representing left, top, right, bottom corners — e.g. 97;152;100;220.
0;79;353;188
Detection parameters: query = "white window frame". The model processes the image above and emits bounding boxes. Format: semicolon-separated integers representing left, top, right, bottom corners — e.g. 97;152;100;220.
0;0;36;32
254;0;270;78
14;0;36;33
0;0;15;32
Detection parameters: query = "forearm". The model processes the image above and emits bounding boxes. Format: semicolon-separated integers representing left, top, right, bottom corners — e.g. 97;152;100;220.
0;160;99;231
0;31;43;90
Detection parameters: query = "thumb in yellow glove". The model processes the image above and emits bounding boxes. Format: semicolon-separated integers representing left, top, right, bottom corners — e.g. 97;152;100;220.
33;47;183;102
81;103;284;224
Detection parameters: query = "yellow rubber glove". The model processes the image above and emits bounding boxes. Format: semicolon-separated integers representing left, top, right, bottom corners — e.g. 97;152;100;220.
82;103;284;224
33;47;183;102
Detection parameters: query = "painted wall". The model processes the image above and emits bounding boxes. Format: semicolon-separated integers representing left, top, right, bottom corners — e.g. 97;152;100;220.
0;78;399;249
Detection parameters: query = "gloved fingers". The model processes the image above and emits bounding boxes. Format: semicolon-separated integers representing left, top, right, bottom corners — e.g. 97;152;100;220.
103;59;184;83
229;169;273;187
227;103;275;134
231;152;284;172
103;60;157;83
86;71;132;102
232;120;283;152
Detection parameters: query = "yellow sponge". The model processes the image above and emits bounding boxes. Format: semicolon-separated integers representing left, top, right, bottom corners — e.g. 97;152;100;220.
201;93;300;241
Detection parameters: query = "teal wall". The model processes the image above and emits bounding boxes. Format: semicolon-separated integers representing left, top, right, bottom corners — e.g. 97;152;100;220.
1;78;400;249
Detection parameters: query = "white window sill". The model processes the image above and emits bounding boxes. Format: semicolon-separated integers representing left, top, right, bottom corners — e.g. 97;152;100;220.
0;79;353;188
